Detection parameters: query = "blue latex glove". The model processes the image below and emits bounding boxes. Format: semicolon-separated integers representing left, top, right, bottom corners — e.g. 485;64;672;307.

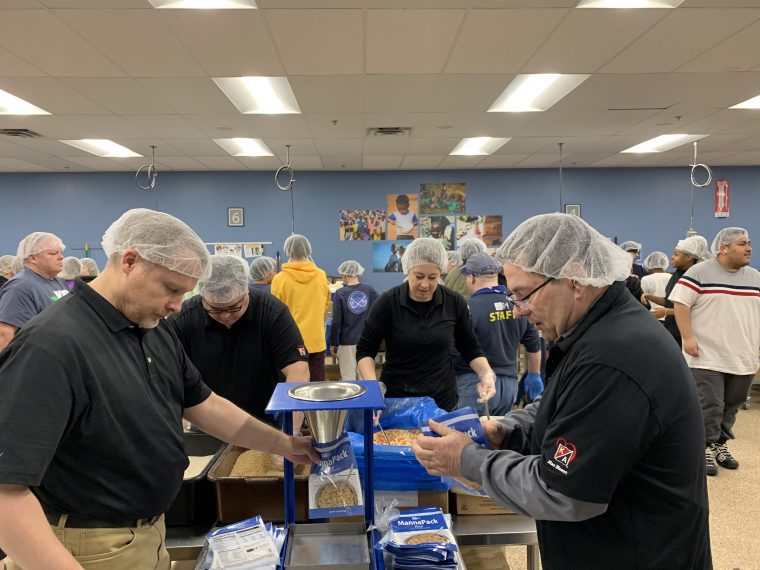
525;373;544;400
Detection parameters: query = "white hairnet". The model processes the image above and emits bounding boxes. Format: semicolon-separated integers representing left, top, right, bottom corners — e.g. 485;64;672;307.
644;251;669;271
458;238;487;262
80;258;100;276
102;209;210;280
284;234;312;260
338;260;364;277
12;256;23;273
495;213;631;287
401;237;448;274
0;255;15;275
59;257;82;280
675;235;711;262
711;227;749;255
198;255;250;304
447;250;462;267
17;232;65;260
620;241;642;252
249;256;277;281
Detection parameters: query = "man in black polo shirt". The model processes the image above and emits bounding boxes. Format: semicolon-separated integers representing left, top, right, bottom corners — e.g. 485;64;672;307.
169;255;309;426
413;214;711;570
0;209;317;570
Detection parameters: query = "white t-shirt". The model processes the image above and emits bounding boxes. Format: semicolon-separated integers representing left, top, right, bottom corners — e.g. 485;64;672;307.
390;211;418;235
640;272;672;320
669;258;760;375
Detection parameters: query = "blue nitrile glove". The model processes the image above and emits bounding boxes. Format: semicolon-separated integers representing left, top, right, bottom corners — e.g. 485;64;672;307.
525;373;544;401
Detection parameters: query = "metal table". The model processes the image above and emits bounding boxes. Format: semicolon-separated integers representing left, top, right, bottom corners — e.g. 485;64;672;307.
452;514;539;570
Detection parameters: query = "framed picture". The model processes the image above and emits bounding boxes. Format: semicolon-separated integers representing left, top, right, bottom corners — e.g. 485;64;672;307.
228;207;244;227
565;204;581;217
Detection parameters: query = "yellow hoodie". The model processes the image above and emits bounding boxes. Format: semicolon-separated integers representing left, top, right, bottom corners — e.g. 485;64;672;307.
271;260;330;353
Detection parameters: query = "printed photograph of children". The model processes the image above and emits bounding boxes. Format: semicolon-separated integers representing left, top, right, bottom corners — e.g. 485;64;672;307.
386;194;419;240
456;215;503;246
339;209;387;241
420;215;455;251
372;242;408;273
420;183;466;215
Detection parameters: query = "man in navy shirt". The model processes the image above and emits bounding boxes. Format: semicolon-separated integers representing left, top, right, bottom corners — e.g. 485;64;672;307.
454;252;542;416
330;260;378;380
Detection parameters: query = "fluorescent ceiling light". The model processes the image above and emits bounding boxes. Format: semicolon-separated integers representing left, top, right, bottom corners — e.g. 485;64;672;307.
730;95;760;109
214;138;273;157
148;0;257;8
621;134;707;154
213;77;301;114
488;74;589;113
450;137;510;156
577;0;684;8
0;89;50;115
59;139;142;158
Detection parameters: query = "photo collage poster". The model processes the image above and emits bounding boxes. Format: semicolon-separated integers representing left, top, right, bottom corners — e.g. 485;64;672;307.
420;183;466;215
420;215;455;251
386;193;419;241
339;209;387;241
372;241;410;273
456;215;503;246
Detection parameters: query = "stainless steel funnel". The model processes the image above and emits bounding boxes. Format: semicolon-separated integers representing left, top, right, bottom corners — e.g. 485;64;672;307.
288;382;366;443
304;409;349;444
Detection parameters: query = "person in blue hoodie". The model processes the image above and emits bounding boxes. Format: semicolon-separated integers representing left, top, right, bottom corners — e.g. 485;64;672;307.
453;252;543;416
330;260;378;380
249;256;277;293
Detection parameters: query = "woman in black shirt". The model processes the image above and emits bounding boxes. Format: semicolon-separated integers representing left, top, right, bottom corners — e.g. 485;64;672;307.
356;238;496;411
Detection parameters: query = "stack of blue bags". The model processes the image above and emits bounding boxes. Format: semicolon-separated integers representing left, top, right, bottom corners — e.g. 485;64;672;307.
379;507;459;570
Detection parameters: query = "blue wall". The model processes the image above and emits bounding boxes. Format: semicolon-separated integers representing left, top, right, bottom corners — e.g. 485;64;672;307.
1;166;757;291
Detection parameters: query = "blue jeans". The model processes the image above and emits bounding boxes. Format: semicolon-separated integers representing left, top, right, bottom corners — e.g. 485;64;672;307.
456;373;517;417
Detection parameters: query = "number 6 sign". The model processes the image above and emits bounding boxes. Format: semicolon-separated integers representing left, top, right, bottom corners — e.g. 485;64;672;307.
228;207;244;227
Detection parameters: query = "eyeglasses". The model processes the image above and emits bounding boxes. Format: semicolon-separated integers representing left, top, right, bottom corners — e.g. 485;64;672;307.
506;277;553;310
203;296;246;315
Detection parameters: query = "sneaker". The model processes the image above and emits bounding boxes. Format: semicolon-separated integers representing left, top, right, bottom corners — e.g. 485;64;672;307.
705;446;718;476
713;442;739;469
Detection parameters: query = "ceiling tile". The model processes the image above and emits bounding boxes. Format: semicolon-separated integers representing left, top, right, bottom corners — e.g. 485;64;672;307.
122;115;207;139
400;155;445;169
362;136;410;155
162;139;228;156
53;115;152;139
154;156;207;171
550;74;665;111
290;76;364;114
0;77;111;114
367;9;465;74
475;154;531;168
0;45;45;76
194;156;246;170
60;78;177;114
679;19;760;72
234;156;284;171
137;78;240;114
61;156;134;170
305;114;366;138
363;156;403;169
320;155;362;170
266;9;363;75
445;9;566;74
314;139;362;155
185;114;311;138
438;155;485;169
0;157;50;171
407;138;461;155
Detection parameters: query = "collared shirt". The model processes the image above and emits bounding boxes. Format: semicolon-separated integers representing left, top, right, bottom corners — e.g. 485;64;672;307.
356;283;484;411
0;267;69;327
0;280;211;520
169;290;307;422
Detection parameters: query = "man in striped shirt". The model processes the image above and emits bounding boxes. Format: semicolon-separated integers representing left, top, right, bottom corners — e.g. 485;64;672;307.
670;227;760;476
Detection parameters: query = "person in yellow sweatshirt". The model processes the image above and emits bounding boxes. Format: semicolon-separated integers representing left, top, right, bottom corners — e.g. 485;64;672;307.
272;234;331;381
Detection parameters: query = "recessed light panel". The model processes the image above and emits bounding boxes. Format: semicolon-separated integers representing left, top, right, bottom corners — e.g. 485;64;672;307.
214;138;273;157
450;137;511;156
148;0;257;8
213;77;301;115
577;0;684;8
621;134;707;154
0;89;50;115
59;139;142;158
730;95;760;110
488;74;589;113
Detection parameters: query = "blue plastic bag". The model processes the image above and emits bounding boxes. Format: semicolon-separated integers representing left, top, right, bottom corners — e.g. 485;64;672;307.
345;397;446;434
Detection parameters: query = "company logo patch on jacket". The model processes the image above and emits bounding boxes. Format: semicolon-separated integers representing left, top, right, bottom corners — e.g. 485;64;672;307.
297;345;307;356
347;291;370;314
546;438;577;475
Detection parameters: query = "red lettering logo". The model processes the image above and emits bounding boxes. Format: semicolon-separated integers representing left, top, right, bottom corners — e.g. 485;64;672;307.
554;438;577;467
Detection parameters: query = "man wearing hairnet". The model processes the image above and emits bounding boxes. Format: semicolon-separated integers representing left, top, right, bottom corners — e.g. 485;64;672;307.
357;238;496;411
642;235;711;345
413;214;710;569
330;260;378;380
0;232;69;352
670;227;759;477
271;235;331;381
639;251;671;320
443;238;487;298
0;209;318;570
620;240;649;279
169;255;309;426
59;256;82;291
249;256;277;293
0;255;17;288
79;258;100;282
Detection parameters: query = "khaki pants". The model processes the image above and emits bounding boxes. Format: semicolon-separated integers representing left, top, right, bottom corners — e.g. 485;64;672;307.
337;345;363;381
6;515;170;570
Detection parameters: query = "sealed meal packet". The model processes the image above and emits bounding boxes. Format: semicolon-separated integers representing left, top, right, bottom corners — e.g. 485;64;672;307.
309;432;364;518
203;515;284;570
379;507;459;570
420;407;488;496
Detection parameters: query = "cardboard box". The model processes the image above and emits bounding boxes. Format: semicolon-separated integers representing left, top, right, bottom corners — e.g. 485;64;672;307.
450;488;515;516
331;489;449;522
207;444;309;524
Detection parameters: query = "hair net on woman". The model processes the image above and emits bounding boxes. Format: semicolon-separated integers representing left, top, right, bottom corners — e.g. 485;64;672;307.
249;256;277;281
458;238;487;262
644;251;669;271
711;227;749;256
59;257;82;280
0;255;15;275
12;256;23;273
338;260;364;277
284;234;312;260
447;250;462;267
102;208;210;280
675;235;711;262
401;237;448;274
17;232;65;260
80;258;100;276
198;256;250;304
620;241;642;252
495;213;631;287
